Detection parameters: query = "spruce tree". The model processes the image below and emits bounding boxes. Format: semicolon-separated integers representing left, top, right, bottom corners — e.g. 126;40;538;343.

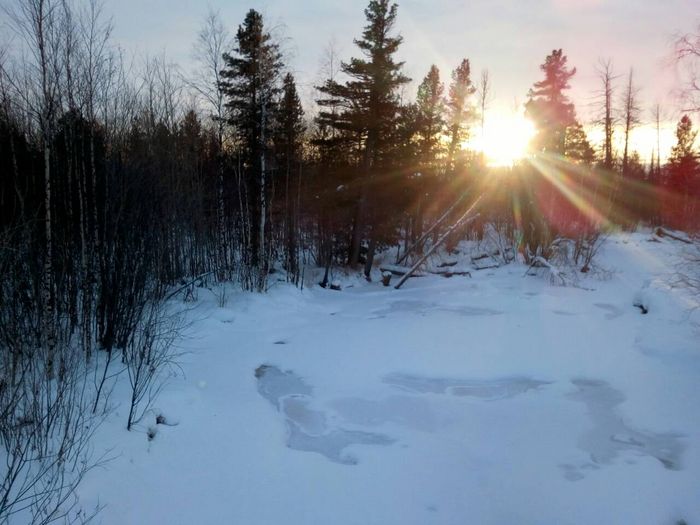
415;65;445;165
275;73;305;282
667;115;699;227
219;9;283;286
668;114;698;190
412;65;445;240
316;0;410;267
446;59;476;169
564;121;595;164
525;49;577;155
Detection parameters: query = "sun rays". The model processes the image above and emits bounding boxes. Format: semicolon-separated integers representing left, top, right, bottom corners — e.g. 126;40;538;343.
468;109;537;167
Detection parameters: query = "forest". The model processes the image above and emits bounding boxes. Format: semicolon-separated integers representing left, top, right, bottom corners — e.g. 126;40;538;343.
0;0;699;522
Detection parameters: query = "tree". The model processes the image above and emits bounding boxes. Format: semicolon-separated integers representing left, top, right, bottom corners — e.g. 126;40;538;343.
191;9;232;278
445;59;476;168
525;49;577;155
564;121;595;164
620;68;641;177
666;115;699;228
594;58;617;170
477;69;491;143
675;22;700;113
652;103;663;181
410;65;445;240
220;9;283;289
316;0;410;270
275;73;305;282
415;65;445;165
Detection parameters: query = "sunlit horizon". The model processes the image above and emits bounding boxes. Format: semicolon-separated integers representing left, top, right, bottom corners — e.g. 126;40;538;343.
467;106;681;168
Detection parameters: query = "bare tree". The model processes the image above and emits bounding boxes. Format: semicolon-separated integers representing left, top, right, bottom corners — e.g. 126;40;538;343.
5;0;65;378
594;58;617;170
190;10;232;279
675;22;700;112
620;68;641;177
477;69;491;148
73;0;114;364
652;103;663;178
0;228;105;524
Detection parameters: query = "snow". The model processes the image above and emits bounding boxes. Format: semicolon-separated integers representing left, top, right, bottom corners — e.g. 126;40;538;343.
76;232;700;525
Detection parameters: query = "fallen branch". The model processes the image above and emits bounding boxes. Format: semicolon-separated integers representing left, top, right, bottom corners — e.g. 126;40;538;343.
524;256;566;286
379;264;423;277
655;227;692;244
397;192;468;265
164;271;216;302
431;269;472;278
395;198;482;290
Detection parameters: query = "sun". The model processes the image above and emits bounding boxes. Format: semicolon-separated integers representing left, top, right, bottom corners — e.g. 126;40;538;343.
469;110;536;167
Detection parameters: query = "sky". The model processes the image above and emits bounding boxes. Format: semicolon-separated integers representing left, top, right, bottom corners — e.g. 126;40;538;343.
2;0;694;162
108;0;696;110
105;0;698;162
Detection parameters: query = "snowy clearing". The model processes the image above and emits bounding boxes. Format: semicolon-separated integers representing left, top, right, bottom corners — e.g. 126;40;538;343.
78;232;699;525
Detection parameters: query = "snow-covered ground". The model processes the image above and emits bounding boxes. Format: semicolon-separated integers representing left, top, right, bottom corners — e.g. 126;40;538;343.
78;232;699;525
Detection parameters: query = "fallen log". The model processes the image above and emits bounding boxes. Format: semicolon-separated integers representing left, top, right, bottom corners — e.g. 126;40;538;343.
397;192;468;265
431;269;472;278
472;259;500;270
379;264;424;277
394;198;482;290
655;227;692;244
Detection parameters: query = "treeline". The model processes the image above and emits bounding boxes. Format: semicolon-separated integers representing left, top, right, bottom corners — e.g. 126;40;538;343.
0;0;699;521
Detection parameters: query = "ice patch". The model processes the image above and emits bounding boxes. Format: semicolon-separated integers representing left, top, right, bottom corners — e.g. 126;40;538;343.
256;365;394;464
286;420;393;465
255;364;312;409
384;373;551;400
566;378;684;474
331;396;439;432
373;300;503;318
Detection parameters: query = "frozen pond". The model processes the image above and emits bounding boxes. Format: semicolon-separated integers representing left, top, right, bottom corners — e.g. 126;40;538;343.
257;366;685;478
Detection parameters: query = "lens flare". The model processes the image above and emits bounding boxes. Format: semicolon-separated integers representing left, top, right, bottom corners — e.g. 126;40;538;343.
469;110;536;167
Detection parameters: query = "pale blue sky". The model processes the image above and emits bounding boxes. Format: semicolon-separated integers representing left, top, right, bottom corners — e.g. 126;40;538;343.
108;0;697;122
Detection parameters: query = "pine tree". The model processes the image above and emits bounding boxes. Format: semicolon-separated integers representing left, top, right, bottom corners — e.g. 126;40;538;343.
525;49;577;155
316;0;410;269
410;65;445;241
219;9;283;287
446;59;476;169
668;115;699;191
276;73;305;171
415;65;445;167
275;73;305;282
563;121;595;164
667;115;699;228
